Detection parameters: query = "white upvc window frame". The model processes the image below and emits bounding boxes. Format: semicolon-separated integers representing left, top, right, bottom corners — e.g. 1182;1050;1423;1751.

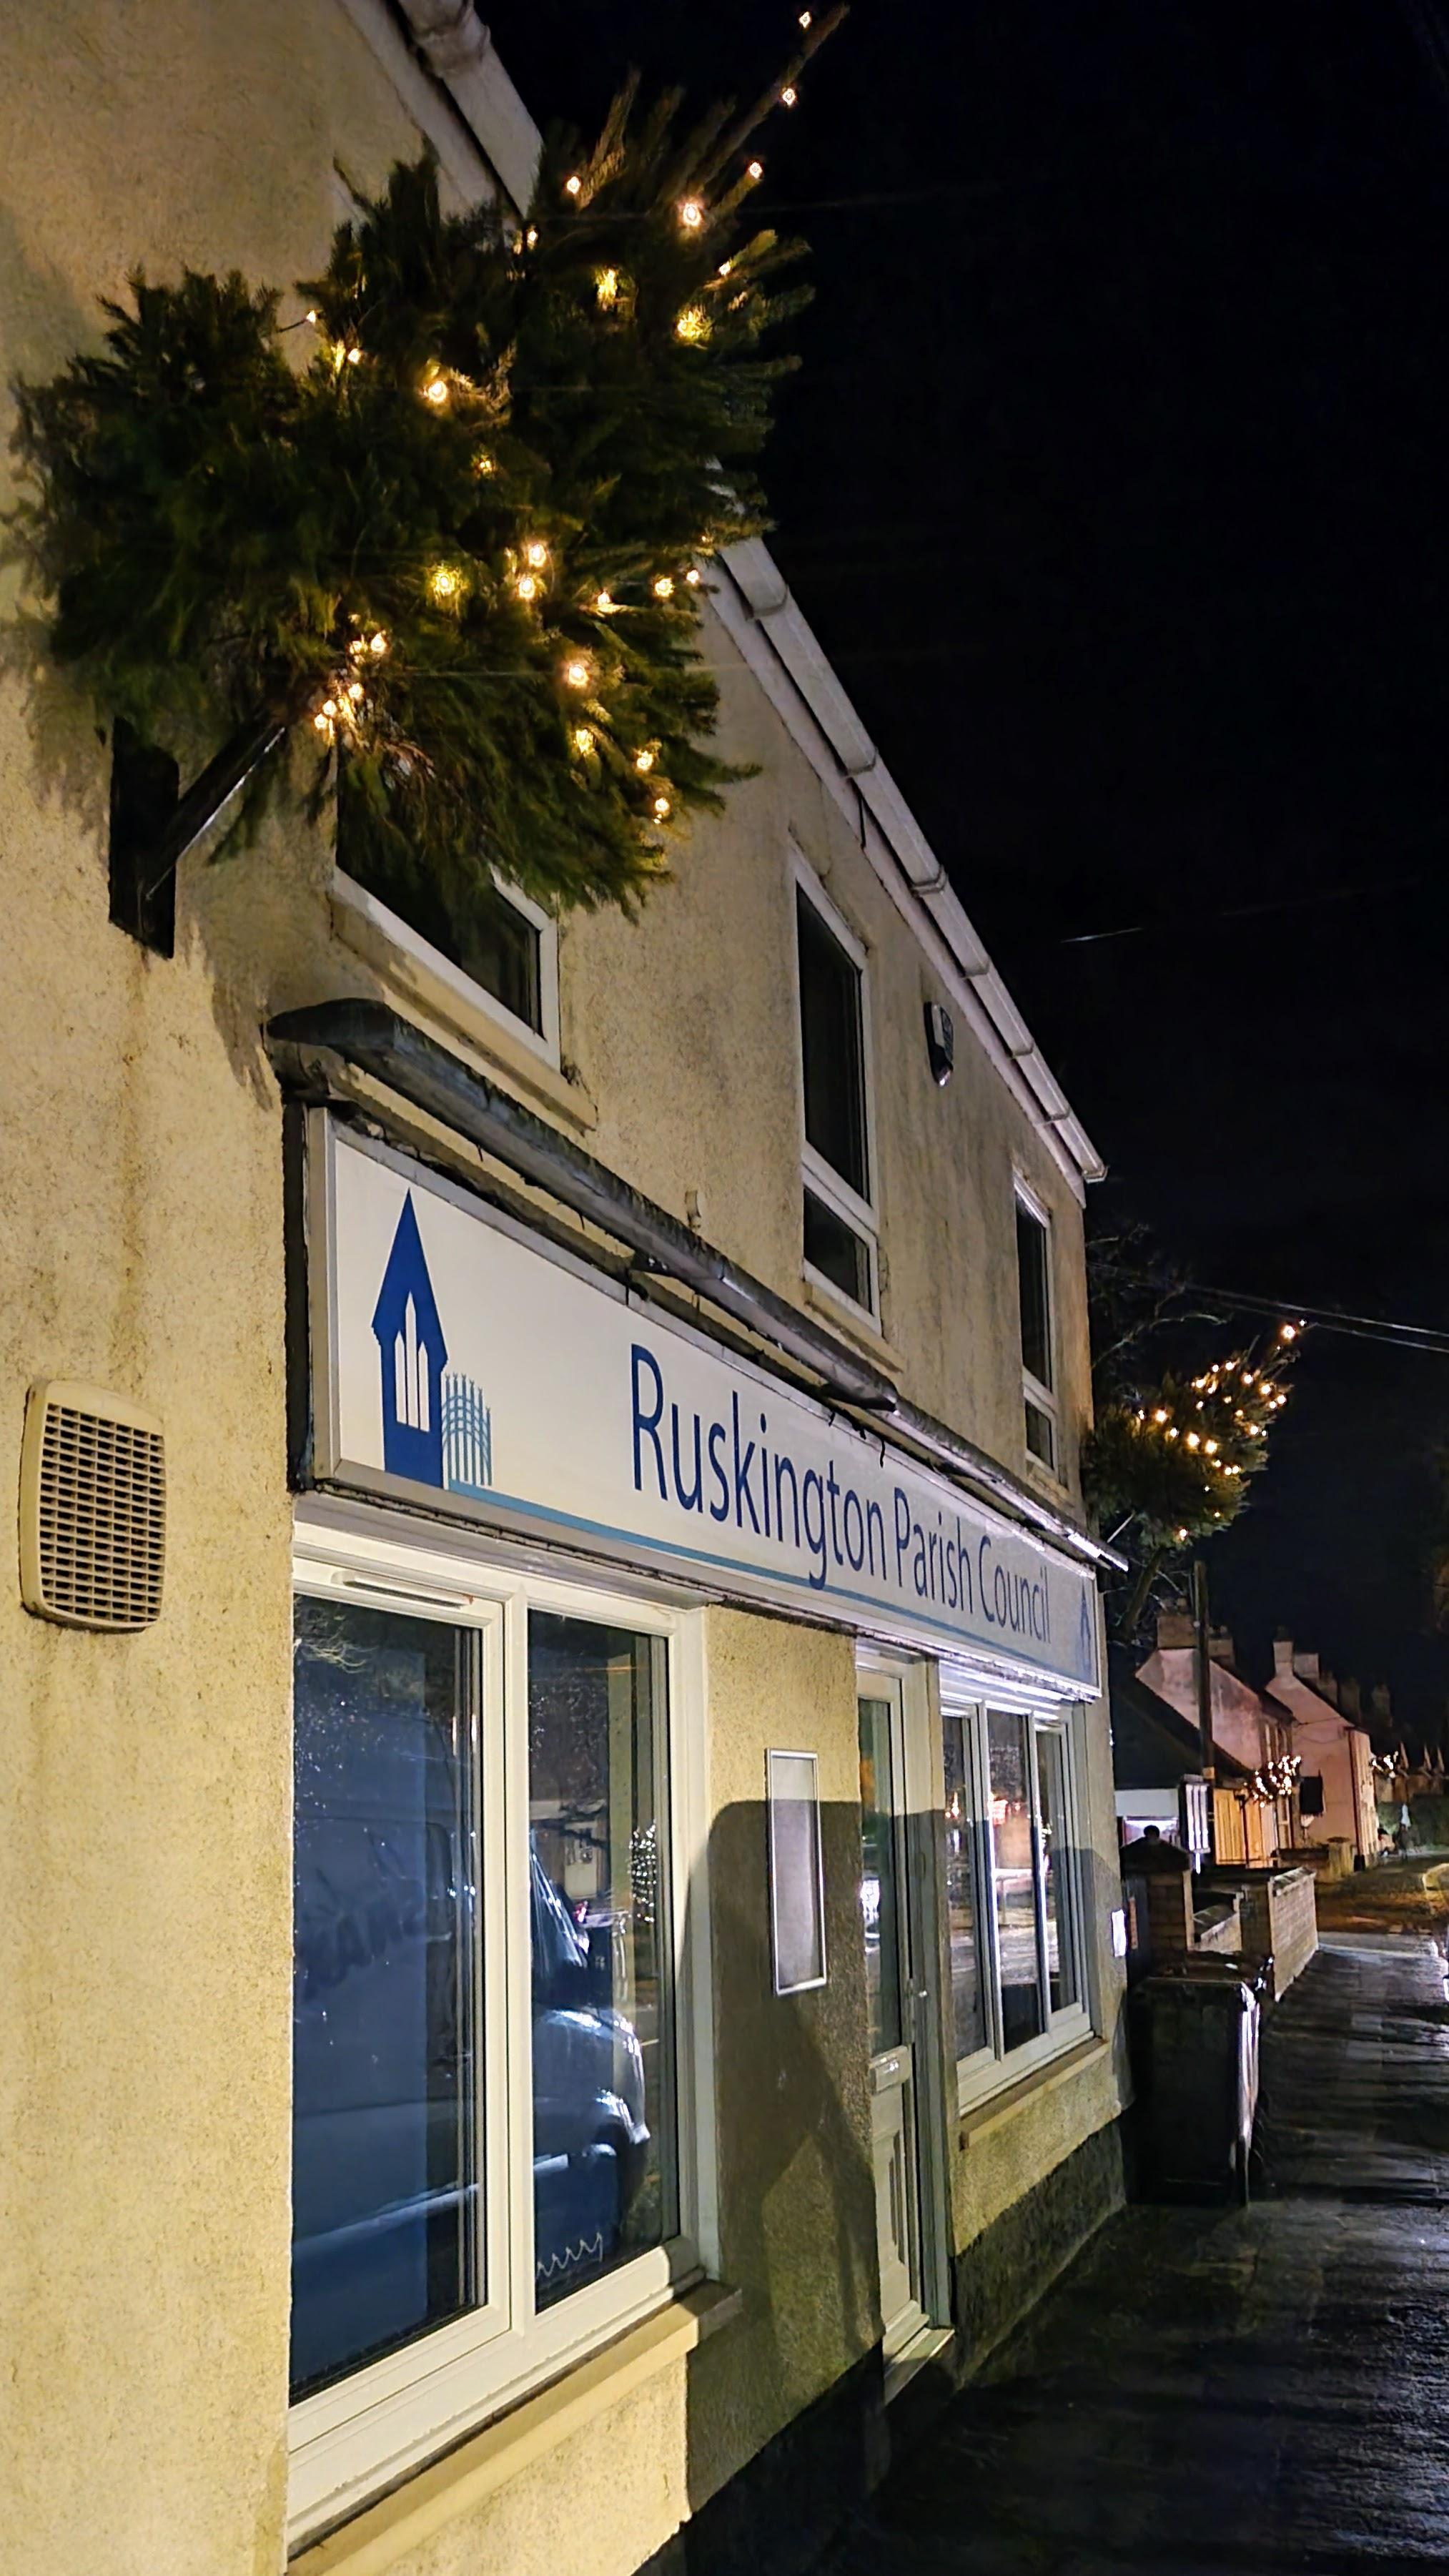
790;850;881;1326
1013;1180;1060;1480
940;1683;1093;2116
331;863;562;1068
286;1509;713;2550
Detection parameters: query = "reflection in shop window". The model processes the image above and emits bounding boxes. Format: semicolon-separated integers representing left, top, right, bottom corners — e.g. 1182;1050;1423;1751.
290;1598;478;2399
1036;1726;1079;2015
987;1710;1047;2051
527;1612;676;2308
942;1710;987;2061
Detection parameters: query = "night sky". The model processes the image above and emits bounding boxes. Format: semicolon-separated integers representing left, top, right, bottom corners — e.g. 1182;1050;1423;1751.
490;0;1449;1732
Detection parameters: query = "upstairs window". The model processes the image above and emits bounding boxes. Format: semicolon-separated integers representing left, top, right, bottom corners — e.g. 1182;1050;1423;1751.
335;812;559;1062
795;879;877;1317
1014;1191;1058;1472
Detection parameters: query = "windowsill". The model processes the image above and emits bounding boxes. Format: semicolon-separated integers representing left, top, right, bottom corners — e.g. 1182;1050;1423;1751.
801;1273;901;1371
290;2279;741;2575
956;2031;1108;2143
328;872;595;1135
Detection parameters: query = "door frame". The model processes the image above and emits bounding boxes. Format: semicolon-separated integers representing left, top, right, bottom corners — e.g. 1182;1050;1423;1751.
857;1648;954;2354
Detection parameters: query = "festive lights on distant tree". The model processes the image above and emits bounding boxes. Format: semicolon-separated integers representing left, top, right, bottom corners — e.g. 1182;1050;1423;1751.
1083;1319;1305;1556
11;5;849;922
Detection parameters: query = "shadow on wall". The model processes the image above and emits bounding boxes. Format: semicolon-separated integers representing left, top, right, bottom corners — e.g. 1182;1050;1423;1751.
671;1798;882;2576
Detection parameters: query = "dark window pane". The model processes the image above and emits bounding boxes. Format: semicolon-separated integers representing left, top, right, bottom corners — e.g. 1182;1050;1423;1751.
988;1711;1046;2052
858;1697;903;2056
291;1598;478;2399
803;1189;871;1308
942;1713;986;2061
797;892;867;1198
1036;1729;1078;2014
1016;1201;1053;1390
1024;1398;1056;1471
342;820;543;1034
528;1613;674;2309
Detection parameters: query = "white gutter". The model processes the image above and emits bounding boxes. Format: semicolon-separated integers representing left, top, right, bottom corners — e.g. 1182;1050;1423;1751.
337;5;1106;1198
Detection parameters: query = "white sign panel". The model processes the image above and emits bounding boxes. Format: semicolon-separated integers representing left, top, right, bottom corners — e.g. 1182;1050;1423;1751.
314;1121;1100;1692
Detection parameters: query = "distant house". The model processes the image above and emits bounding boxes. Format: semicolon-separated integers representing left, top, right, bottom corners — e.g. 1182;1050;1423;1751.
1111;1643;1270;1866
1135;1617;1295;1860
1264;1640;1378;1865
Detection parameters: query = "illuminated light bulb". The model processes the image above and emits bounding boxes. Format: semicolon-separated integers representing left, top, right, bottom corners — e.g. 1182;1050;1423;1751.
347;345;362;365
428;564;462;603
526;226;539;247
305;307;319;325
573;726;593;755
596;267;618;307
685;566;702;586
679;199;705;230
1242;1373;1253;1386
563;658;590;689
422;375;448;405
515;573;539;603
799;6;812;21
312;711;331;734
321;699;338;720
1280;1321;1297;1341
369;631;388;656
1175;1526;1188;1542
780;84;798;106
675;305;709;343
594;590;615;614
747;159;763;181
718;258;733;277
524;539;549;569
1185;1432;1201;1451
347;681;365;703
635;748;656;772
1166;1428;1179;1441
653;794;671;819
565;174;582;197
653;574;676;599
1152;1408;1169;1425
1204;1438;1219;1455
473;450;495;476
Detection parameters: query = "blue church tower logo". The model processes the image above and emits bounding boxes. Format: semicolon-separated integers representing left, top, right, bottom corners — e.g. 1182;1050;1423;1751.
372;1193;493;1495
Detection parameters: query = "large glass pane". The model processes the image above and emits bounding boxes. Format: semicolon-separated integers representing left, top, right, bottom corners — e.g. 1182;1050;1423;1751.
987;1710;1046;2051
803;1188;872;1308
798;891;868;1199
528;1613;674;2309
291;1597;478;2399
858;1696;903;2056
1036;1728;1079;2014
1015;1200;1053;1391
942;1710;987;2061
341;821;544;1035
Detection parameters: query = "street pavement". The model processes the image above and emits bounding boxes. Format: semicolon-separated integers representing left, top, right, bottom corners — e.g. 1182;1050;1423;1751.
821;1932;1449;2574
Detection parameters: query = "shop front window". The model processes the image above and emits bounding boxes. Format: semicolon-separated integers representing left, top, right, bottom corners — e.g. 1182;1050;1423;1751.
942;1699;1090;2097
528;1612;674;2307
288;1556;691;2547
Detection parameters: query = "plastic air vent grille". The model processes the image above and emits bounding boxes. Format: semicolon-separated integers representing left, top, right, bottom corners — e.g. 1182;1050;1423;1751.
19;1381;166;1631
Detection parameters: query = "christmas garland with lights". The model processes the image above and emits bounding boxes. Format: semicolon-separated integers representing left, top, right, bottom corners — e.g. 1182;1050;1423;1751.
11;14;844;924
1083;1323;1301;1554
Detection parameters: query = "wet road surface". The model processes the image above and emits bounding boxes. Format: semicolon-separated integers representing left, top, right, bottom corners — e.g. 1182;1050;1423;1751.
822;1935;1449;2574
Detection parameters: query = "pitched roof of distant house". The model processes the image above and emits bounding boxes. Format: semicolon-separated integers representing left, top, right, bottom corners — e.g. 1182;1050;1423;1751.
1109;1646;1252;1791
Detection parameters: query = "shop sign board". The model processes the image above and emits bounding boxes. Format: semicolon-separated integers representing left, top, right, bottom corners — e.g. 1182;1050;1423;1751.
311;1119;1100;1692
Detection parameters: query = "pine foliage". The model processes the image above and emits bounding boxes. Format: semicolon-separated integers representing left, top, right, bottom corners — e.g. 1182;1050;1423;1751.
1083;1334;1299;1550
11;87;816;919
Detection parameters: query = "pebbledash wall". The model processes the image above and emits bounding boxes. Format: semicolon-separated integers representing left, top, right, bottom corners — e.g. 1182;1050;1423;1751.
0;9;1129;2576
